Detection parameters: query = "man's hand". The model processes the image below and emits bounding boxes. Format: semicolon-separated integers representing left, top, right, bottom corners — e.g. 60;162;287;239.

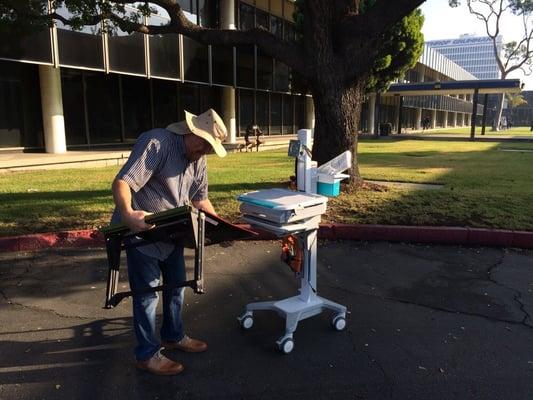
122;210;155;233
112;178;155;232
192;198;217;216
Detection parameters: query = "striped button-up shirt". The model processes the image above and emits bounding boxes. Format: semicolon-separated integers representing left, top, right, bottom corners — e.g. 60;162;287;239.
111;127;208;260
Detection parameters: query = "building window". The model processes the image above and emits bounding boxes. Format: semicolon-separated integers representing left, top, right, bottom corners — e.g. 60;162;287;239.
255;8;269;30
0;61;43;148
239;2;254;31
61;70;87;145
153;79;179;127
257;48;273;90
236;45;254;88
274;60;290;92
121;75;152;141
284;21;295;42
238;89;254;135
295;95;306;130
256;91;269;134
270;93;282;134
107;10;146;75
270;15;283;38
0;79;24;147
0;28;52;64
198;0;217;28
179;82;202;115
212;45;234;86
85;72;122;144
148;14;180;79
56;5;104;70
183;37;209;83
283;94;294;134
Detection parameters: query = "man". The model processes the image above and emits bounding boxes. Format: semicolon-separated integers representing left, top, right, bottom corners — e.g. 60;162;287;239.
245;123;264;151
111;109;227;376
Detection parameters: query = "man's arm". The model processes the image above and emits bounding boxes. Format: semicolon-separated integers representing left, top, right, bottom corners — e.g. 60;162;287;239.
112;178;154;232
192;198;217;216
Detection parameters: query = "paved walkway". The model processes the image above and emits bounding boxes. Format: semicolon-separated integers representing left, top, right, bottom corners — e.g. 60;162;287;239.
3;132;533;172
1;240;533;399
0;136;296;172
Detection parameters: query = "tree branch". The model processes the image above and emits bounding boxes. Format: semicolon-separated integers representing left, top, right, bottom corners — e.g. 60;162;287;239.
339;0;424;41
336;0;424;83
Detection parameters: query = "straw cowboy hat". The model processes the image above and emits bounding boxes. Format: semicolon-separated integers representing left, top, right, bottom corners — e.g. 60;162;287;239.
167;109;228;157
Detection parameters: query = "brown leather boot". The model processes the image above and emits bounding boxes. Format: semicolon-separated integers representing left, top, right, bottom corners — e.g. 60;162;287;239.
135;350;184;375
162;335;208;353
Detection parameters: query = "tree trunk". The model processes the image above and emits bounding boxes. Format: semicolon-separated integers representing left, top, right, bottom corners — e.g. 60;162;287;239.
311;80;365;186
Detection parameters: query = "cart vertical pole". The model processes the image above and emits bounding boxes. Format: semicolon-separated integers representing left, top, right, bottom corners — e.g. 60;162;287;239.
299;229;318;302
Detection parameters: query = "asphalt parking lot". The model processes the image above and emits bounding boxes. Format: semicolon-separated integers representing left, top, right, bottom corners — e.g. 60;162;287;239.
1;240;532;400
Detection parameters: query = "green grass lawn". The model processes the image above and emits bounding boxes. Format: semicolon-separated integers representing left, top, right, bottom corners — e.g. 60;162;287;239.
1;137;533;236
419;126;533;136
327;138;533;230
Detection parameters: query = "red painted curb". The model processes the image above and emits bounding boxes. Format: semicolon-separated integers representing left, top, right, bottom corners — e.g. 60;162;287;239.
0;224;531;253
0;230;105;253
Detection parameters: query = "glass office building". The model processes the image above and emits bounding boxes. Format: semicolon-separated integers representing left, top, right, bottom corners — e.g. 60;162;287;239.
0;1;482;151
426;35;502;80
365;44;480;133
0;0;309;151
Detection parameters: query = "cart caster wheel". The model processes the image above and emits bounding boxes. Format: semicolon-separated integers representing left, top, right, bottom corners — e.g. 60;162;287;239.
332;315;346;331
278;338;294;354
240;315;254;330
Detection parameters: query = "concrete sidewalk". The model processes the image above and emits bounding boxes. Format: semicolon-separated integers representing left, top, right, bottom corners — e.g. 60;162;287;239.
1;240;533;399
0;135;295;172
361;132;533;142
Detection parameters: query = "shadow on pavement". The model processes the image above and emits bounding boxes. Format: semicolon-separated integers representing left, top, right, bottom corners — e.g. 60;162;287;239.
1;241;533;399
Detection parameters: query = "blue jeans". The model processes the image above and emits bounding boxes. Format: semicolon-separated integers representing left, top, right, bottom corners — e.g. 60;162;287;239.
126;246;186;361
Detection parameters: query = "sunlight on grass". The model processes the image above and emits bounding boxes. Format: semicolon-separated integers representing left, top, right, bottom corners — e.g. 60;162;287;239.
1;138;533;236
422;126;533;136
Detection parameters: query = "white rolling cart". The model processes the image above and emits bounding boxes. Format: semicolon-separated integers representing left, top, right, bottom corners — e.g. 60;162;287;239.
237;129;349;354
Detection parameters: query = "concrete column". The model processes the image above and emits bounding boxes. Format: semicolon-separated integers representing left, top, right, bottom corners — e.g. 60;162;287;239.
431;109;437;129
367;94;376;134
305;96;315;129
220;0;236;143
220;0;236;29
443;111;448;128
222;87;236;143
452;112;457;127
458;113;465;126
39;65;67;153
415;108;422;130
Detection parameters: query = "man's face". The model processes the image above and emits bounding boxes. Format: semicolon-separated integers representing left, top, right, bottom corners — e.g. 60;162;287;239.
184;134;213;162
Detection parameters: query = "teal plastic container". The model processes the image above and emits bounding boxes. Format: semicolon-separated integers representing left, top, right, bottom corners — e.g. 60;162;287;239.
317;181;340;197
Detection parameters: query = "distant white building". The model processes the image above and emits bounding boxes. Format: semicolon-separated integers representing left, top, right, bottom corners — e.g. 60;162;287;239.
426;34;502;80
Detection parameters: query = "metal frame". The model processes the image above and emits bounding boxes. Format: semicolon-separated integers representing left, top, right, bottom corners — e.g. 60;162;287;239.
104;209;206;309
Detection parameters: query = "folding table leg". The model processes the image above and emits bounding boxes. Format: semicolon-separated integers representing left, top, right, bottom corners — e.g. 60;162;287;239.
104;237;121;309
